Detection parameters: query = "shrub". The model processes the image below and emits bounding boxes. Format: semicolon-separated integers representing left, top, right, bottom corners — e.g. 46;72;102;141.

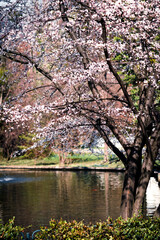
35;216;160;240
0;217;24;240
1;216;160;239
112;216;160;240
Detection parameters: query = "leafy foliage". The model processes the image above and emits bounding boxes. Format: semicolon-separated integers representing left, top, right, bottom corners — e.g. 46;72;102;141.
1;216;160;239
0;217;23;240
34;216;160;240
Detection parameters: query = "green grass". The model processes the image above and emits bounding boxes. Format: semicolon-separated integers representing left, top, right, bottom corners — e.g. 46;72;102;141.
69;152;103;162
0;156;59;166
0;151;124;169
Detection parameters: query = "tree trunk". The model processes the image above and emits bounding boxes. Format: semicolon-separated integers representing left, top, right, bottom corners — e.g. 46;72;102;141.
120;157;140;219
132;154;153;217
132;127;160;216
59;152;65;165
103;143;109;163
120;142;142;219
7;149;10;161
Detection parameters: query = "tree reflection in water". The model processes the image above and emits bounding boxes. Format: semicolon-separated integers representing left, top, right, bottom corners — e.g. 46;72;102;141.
0;170;158;231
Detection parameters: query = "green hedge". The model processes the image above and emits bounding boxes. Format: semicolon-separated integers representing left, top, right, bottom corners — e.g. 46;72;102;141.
0;216;160;239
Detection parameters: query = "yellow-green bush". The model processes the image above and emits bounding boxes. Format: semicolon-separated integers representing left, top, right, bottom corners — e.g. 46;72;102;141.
0;217;23;240
1;216;160;239
35;216;160;240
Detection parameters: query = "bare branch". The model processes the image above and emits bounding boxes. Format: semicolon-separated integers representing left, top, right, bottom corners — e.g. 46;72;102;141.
88;116;127;166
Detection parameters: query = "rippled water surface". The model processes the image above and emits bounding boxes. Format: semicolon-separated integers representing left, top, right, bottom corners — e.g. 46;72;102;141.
0;170;159;231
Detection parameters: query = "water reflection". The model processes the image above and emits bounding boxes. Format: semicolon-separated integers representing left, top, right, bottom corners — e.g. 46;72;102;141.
0;170;159;231
0;171;123;230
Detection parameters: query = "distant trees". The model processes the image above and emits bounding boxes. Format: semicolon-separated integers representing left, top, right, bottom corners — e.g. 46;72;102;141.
0;56;19;159
0;0;160;219
0;53;34;159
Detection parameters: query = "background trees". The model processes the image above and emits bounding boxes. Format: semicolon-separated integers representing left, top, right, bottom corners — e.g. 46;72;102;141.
0;0;160;219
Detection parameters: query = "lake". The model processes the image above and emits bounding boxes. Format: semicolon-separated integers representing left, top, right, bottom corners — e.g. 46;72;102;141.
0;170;159;232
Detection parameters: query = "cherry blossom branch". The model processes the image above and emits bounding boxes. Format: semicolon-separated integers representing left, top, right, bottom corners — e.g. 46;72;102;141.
58;0;132;153
59;0;89;69
59;0;104;107
100;19;136;113
18;85;56;98
1;47;64;96
97;80;127;105
2;53;28;65
0;0;22;21
75;0;138;114
97;9;155;164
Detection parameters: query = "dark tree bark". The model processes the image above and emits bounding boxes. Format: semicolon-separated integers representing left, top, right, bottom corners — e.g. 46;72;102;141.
132;125;160;216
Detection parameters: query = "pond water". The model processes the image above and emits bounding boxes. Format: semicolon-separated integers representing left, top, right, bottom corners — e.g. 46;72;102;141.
0;170;159;232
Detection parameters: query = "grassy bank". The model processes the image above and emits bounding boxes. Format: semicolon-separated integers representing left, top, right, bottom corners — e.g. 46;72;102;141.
0;152;124;169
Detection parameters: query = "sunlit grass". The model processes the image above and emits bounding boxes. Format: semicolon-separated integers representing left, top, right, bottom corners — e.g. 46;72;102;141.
0;151;124;169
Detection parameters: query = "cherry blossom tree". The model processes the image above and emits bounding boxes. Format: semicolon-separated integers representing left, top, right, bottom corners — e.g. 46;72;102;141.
0;0;160;219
